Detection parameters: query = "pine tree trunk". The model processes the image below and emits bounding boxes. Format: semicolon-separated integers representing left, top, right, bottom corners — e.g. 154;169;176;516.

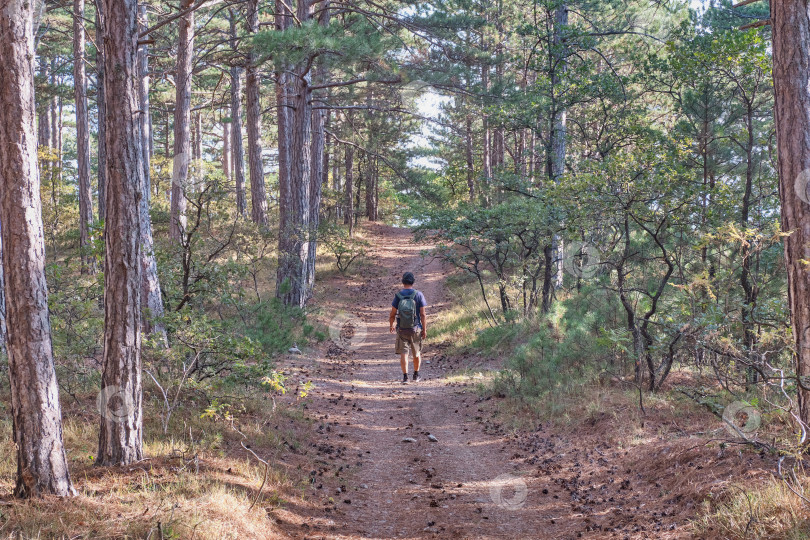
193;111;202;184
308;3;329;293
138;4;167;343
228;9;247;216
231;68;247;215
0;0;75;497
550;4;568;182
277;54;313;307
344;143;354;233
772;0;810;427
276;0;315;307
465;111;475;201
37;59;50;147
481;61;492;197
549;3;568;290
95;5;107;223
365;157;377;221
170;0;194;240
308;98;325;296
222;120;231;182
246;0;267;227
74;0;95;272
97;0;144;466
56;97;63;184
274;0;291;233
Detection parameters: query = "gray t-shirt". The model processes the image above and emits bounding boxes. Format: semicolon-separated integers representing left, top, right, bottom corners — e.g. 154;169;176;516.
392;288;427;328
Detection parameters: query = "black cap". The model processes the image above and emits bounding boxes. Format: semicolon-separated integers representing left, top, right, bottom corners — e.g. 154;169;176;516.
402;272;415;285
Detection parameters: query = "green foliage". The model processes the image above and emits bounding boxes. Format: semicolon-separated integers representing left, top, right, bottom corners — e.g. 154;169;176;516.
318;222;369;274
244;298;320;356
488;289;625;408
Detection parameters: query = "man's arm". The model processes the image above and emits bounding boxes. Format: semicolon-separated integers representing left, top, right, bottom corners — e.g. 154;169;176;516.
389;307;398;333
419;307;427;339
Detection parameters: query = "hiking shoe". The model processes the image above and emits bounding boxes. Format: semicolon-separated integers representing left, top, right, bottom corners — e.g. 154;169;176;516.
412;371;421;382
402;373;409;384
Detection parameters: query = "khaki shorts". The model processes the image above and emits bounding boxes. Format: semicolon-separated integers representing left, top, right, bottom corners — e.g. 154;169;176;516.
395;328;423;357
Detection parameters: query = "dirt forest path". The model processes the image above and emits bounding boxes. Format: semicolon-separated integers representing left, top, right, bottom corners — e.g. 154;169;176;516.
274;224;757;540
282;224;550;539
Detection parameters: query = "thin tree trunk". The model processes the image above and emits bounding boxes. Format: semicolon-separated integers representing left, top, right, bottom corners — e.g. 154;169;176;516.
772;0;810;428
344;143;354;234
481;61;492;196
306;3;330;295
274;0;291;232
96;5;107;223
740;102;757;387
138;3;166;343
550;3;568;290
308;83;326;296
192;110;202;189
37;59;50;147
228;10;247;216
0;0;75;497
465;111;475;201
222;119;231;182
74;0;95;272
56;97;63;183
231;68;247;215
246;0;267;227
170;0;194;240
98;0;144;466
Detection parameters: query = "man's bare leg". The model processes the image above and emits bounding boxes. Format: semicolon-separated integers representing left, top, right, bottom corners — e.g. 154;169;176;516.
413;355;421;372
400;353;408;374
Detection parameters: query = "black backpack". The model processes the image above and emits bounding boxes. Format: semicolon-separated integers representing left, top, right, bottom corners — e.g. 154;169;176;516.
396;290;418;329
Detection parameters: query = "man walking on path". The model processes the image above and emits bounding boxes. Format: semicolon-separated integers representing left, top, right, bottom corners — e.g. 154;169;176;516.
389;272;427;383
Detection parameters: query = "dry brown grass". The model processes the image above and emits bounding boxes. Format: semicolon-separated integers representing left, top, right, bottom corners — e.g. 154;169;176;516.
0;394;317;540
694;475;810;539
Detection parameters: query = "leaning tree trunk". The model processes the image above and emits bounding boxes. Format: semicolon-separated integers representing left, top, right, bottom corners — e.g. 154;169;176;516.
138;4;167;343
95;3;107;223
246;0;268;227
170;0;194;240
98;0;144;466
772;0;810;429
74;0;95;272
0;0;75;497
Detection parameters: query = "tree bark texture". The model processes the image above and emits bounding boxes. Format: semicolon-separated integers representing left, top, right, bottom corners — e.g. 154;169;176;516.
772;0;810;428
170;0;194;240
96;4;107;223
138;3;167;342
0;0;75;497
74;0;95;271
98;0;144;466
246;0;268;226
228;10;247;216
